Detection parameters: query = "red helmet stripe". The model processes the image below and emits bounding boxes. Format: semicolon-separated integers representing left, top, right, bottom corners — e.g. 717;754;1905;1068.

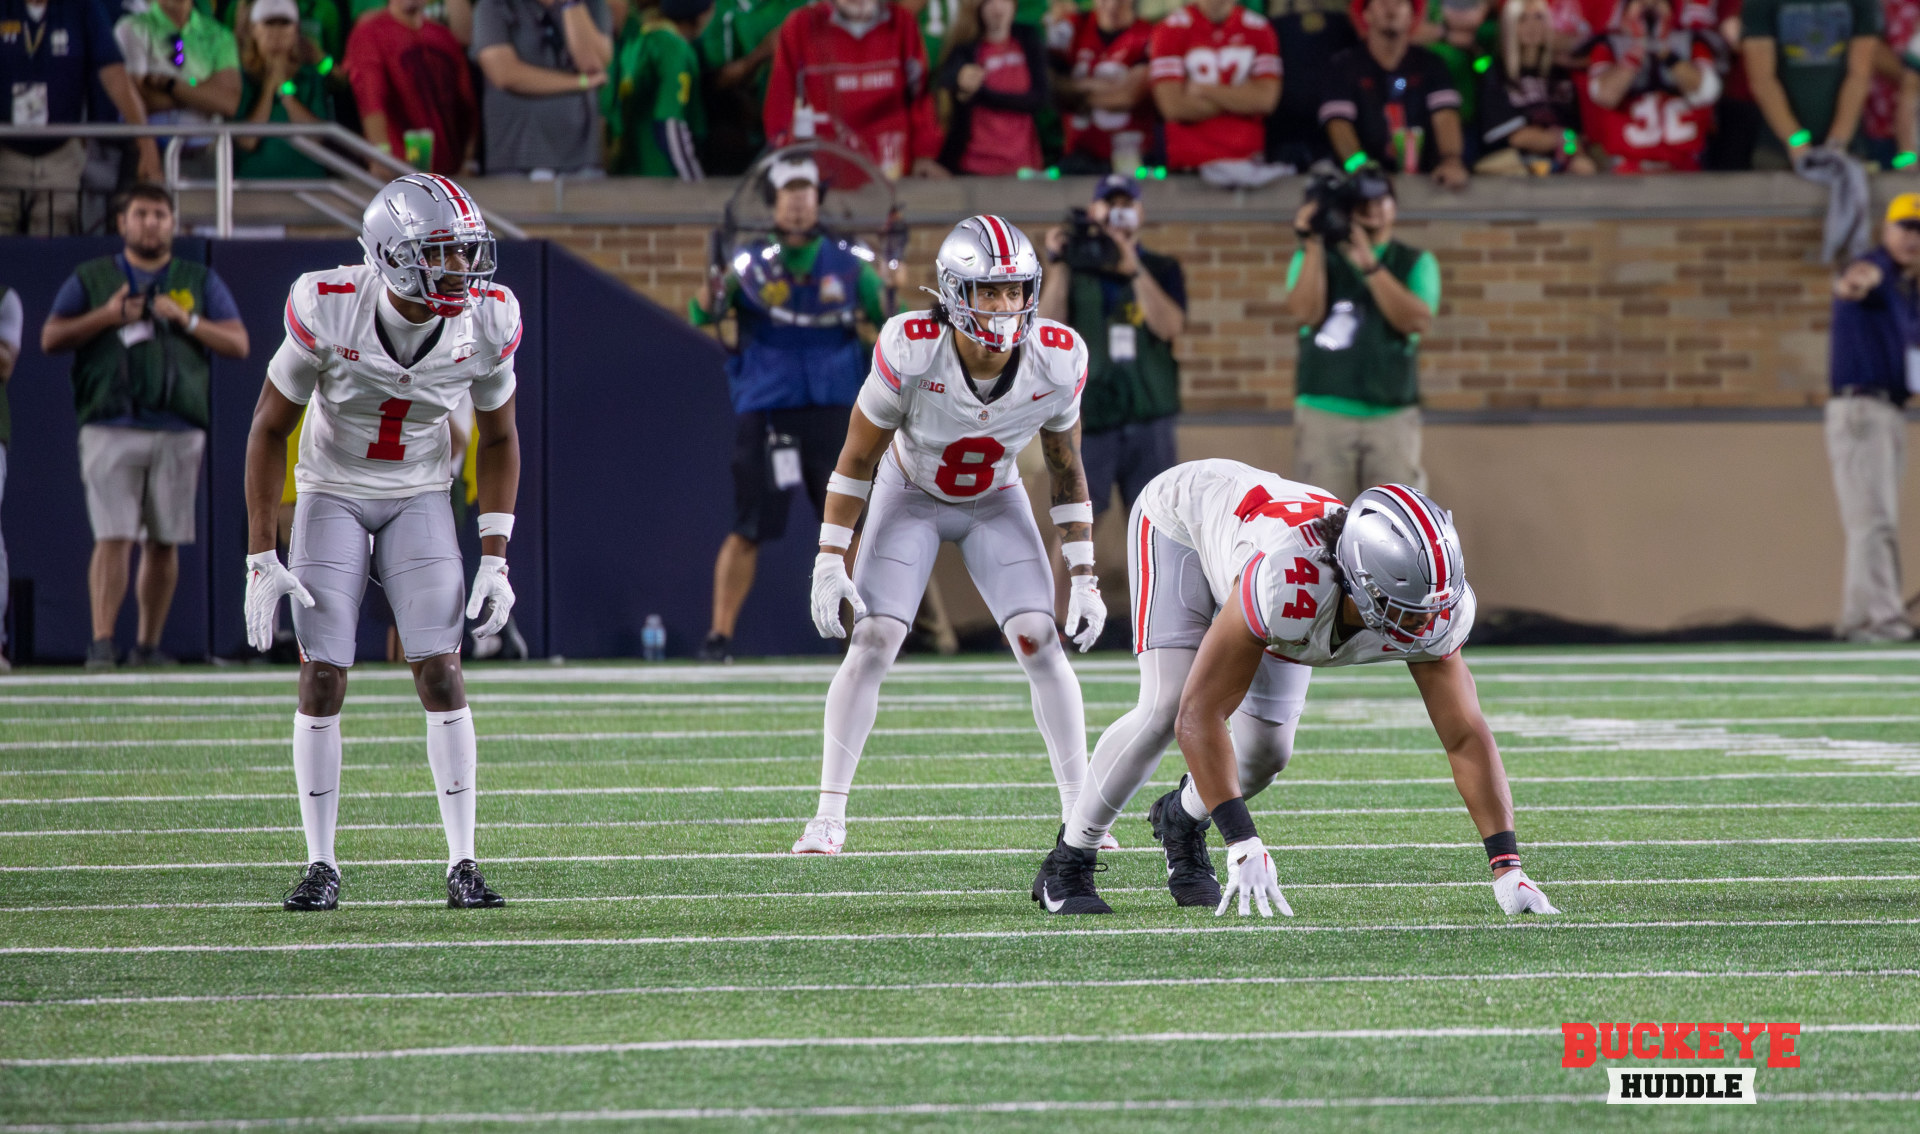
424;173;474;221
1239;552;1270;640
1379;483;1446;591
981;214;1012;263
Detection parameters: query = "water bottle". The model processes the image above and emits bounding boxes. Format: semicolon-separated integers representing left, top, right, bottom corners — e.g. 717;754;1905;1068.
641;614;666;661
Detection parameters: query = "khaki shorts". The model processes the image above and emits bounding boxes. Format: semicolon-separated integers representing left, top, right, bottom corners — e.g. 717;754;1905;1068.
78;425;206;544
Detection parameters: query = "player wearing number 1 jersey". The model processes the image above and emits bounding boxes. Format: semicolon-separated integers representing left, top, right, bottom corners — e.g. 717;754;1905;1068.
794;215;1107;856
1035;458;1560;918
241;175;522;912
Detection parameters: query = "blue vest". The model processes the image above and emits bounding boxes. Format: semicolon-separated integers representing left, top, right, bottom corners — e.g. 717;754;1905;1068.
726;236;868;414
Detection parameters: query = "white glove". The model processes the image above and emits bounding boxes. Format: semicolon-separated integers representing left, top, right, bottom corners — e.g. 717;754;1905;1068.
1063;573;1105;652
244;551;314;653
1493;868;1560;915
465;555;515;640
811;552;867;638
1215;836;1293;919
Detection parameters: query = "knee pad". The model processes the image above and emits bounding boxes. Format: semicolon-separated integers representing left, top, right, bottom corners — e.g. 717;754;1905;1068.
846;616;909;672
1004;611;1064;666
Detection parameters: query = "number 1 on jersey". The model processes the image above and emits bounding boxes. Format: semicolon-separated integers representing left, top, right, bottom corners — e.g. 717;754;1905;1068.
367;397;412;461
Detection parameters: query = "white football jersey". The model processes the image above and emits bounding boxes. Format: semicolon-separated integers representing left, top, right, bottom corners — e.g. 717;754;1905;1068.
856;311;1087;503
268;264;520;501
1138;458;1473;666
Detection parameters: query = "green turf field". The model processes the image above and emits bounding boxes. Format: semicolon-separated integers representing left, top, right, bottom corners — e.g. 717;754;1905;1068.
2;644;1918;1132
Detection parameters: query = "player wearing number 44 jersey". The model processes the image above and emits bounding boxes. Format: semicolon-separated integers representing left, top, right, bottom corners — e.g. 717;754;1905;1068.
1034;458;1560;918
795;215;1108;856
242;174;522;912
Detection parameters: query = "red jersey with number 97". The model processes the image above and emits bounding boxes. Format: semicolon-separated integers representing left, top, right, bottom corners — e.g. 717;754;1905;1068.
1137;458;1474;666
856;310;1087;504
1584;33;1719;173
1148;5;1282;168
269;263;521;500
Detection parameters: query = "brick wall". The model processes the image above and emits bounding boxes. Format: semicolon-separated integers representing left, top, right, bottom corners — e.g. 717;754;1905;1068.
532;214;1834;412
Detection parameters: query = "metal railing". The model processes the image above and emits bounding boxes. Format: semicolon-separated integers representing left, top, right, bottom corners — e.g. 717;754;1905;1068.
0;122;526;239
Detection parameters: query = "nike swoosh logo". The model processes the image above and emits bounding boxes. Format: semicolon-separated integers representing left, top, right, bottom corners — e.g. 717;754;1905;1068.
306;790;332;797
1041;884;1065;913
307;725;331;731
1032;391;1054;401
1518;881;1537;894
444;787;469;796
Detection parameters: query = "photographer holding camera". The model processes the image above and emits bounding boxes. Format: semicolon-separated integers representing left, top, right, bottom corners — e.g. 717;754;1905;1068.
1284;162;1440;503
1038;174;1187;520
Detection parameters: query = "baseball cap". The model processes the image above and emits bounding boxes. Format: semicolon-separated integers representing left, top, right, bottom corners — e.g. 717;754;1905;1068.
660;0;715;20
768;157;821;190
1888;194;1920;224
1092;173;1140;203
250;0;301;22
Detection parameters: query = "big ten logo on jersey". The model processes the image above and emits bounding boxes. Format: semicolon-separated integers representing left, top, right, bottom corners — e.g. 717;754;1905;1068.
919;379;946;393
1183;44;1258;86
333;345;360;362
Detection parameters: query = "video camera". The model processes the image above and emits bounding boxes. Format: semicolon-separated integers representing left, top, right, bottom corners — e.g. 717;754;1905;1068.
1059;207;1125;276
1304;161;1393;248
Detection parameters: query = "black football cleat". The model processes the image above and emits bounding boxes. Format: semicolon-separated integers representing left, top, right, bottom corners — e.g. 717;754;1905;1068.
1149;775;1222;908
1031;827;1113;915
446;859;505;908
283;861;341;911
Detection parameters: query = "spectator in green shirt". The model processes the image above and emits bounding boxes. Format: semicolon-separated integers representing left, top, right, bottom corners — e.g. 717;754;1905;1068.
235;0;337;179
1423;0;1496;130
697;0;808;172
1742;0;1880;164
606;0;711;177
116;0;244;130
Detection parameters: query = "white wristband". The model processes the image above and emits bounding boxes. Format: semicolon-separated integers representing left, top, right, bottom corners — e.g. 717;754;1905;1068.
820;523;856;549
477;512;515;541
1049;501;1094;527
826;472;872;501
1062;540;1095;568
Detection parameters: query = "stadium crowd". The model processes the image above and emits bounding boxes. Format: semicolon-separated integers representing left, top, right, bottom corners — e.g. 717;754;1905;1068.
3;0;1917;218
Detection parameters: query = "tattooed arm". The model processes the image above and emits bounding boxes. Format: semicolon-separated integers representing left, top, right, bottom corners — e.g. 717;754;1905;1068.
1041;422;1094;577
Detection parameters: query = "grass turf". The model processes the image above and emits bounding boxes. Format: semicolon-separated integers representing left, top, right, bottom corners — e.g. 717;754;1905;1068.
1;644;1918;1132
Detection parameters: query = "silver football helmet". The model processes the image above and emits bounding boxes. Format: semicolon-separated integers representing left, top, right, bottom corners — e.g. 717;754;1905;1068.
360;174;497;318
1333;484;1467;653
933;214;1041;352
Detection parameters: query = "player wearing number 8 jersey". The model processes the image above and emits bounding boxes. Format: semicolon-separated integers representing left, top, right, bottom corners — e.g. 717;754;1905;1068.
241;174;522;912
794;215;1108;857
1035;458;1560;918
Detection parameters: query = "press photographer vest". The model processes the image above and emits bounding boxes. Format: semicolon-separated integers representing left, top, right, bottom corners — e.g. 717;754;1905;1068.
1069;264;1180;434
1295;241;1423;409
69;256;213;429
728;236;868;413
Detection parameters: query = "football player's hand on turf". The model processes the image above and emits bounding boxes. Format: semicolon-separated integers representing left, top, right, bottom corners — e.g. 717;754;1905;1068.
811;552;867;638
465;555;515;639
1064;574;1105;652
244;551;314;652
1216;836;1293;918
1492;868;1560;915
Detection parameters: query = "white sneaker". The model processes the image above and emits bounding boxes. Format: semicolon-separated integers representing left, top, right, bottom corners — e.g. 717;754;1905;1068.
791;817;846;855
1098;830;1121;851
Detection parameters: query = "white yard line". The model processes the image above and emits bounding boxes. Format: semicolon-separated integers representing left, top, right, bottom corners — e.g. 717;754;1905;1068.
0;783;1079;805
7;964;1916;1008
5;875;1915;917
5;917;1920;958
6;836;1918;873
2;1021;1912;1068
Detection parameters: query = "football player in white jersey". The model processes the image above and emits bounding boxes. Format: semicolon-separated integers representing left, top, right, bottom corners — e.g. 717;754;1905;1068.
793;215;1107;856
240;174;522;912
1034;458;1560;918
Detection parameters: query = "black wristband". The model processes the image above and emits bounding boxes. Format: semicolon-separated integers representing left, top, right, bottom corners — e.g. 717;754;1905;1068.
1212;796;1257;845
1484;830;1520;872
1363;261;1387;275
1294;226;1314;240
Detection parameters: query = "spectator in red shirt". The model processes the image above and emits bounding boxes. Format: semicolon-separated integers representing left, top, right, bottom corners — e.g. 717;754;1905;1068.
1863;0;1920;164
1585;0;1720;172
763;0;947;179
1322;0;1471;186
345;0;479;174
936;0;1049;174
1055;0;1157;174
1148;0;1283;182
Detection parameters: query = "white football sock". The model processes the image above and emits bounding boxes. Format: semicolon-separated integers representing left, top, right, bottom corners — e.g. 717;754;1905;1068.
424;708;477;870
1005;611;1090;823
1066;647;1192;850
1179;773;1210;821
817;616;909;817
292;712;342;868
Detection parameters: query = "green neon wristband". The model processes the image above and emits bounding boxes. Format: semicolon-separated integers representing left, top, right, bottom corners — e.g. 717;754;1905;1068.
1895;151;1918;170
1788;130;1811;148
1342;151;1369;173
1563;129;1578;156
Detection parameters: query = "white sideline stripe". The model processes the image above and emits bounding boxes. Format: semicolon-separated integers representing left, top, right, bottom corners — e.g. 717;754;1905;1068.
9;966;1917;1009
4;1022;1913;1068
12;800;1920;839
0;728;1060;753
3;753;1069;777
0;783;1080;805
7;876;1915;916
9;837;1920;872
6;917;1920;957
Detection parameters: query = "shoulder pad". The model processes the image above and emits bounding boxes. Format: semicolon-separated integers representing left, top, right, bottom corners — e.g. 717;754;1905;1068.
1028;318;1090;391
876;310;948;382
469;283;523;360
284;266;365;353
